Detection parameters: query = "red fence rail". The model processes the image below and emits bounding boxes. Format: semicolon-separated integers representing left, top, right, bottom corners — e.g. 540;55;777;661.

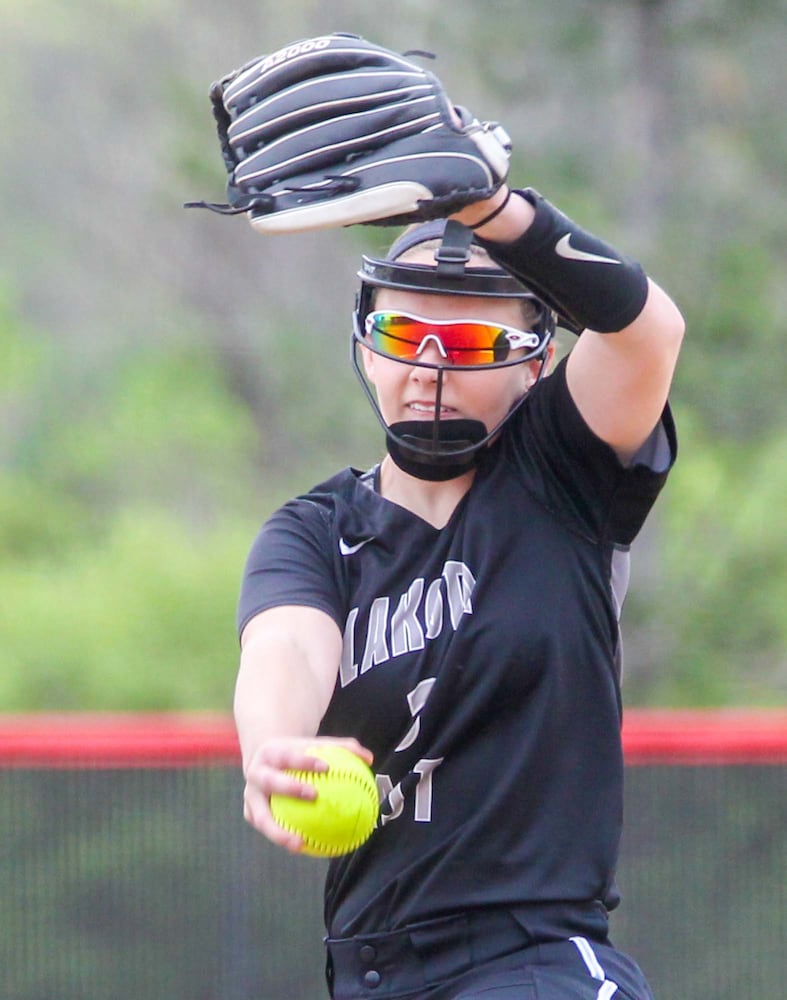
0;710;785;768
0;713;239;768
621;708;787;764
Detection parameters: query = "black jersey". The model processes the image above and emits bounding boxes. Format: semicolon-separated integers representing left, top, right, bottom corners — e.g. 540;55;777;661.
237;357;676;941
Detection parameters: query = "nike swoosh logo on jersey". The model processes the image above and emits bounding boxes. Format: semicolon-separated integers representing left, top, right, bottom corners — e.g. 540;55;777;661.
339;537;374;556
555;234;621;266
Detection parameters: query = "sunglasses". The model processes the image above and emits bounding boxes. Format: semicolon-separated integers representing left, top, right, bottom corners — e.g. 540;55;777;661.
364;311;543;368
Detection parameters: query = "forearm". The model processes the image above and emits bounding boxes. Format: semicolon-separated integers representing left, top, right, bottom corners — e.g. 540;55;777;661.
234;645;322;771
470;188;650;335
232;608;368;852
234;608;341;773
457;186;684;458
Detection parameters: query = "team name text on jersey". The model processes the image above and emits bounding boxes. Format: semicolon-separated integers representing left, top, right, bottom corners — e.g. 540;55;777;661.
339;560;476;688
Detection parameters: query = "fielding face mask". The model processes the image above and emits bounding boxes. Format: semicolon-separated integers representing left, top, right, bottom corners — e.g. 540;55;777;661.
352;219;555;481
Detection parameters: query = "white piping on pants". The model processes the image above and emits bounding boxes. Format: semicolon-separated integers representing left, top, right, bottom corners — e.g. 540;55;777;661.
569;936;619;999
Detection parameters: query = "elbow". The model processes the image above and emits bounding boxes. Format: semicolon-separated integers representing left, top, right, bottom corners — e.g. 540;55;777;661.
646;279;686;363
668;300;686;348
665;302;686;372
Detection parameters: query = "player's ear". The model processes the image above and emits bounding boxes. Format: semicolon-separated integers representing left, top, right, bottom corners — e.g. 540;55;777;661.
521;364;537;392
529;342;556;382
523;345;552;389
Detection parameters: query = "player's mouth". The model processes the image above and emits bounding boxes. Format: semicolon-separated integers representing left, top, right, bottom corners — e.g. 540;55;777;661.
407;401;457;417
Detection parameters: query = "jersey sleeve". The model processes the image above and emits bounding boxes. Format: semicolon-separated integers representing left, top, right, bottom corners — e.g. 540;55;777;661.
512;357;677;546
236;497;343;640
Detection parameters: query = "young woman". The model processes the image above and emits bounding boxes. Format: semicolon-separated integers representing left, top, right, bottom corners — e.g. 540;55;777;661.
232;179;684;999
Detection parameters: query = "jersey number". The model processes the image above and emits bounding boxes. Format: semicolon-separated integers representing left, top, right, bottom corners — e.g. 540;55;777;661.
377;679;443;825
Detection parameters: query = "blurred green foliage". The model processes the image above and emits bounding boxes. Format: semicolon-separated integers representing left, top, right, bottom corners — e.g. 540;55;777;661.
0;504;248;710
1;0;785;709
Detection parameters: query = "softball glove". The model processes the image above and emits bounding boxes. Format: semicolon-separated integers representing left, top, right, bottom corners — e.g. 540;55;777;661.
189;33;511;233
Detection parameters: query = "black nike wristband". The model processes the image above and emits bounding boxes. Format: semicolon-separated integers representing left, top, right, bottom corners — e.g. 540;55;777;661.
476;188;649;334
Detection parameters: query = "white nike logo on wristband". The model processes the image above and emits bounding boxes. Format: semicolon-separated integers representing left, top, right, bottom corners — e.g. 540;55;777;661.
555;234;621;266
339;537;373;556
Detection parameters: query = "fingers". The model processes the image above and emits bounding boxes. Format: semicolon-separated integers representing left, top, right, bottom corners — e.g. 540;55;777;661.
243;775;305;853
324;736;375;768
241;739;321;852
241;737;374;852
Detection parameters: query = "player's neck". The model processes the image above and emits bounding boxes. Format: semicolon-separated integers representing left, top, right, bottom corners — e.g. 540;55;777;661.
378;455;475;529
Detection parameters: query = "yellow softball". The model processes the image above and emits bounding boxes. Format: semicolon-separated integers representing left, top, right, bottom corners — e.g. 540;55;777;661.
270;744;379;857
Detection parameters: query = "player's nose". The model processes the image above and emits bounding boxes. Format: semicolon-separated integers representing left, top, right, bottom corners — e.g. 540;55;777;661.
411;341;445;372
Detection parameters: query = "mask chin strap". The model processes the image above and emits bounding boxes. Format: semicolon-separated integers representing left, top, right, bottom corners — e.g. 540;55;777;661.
385;418;488;481
386;367;489;481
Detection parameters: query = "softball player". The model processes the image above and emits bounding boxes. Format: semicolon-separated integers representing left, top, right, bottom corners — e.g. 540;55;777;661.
206;34;685;1000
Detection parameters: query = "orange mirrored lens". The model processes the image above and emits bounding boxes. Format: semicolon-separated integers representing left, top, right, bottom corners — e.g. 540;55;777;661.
365;312;535;366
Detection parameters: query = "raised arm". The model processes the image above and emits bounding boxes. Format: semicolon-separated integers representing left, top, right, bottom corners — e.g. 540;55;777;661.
196;31;683;454
455;187;685;463
235;605;372;851
564;279;684;462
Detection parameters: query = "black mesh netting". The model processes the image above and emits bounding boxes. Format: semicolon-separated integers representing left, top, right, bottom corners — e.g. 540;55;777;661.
1;764;785;1000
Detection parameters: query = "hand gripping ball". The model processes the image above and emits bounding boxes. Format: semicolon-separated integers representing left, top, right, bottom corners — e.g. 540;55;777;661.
270;745;379;857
